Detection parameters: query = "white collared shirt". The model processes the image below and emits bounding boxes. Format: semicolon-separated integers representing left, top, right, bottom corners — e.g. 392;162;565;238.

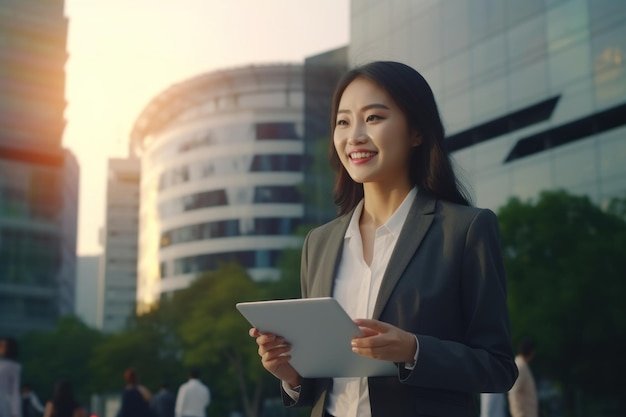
175;378;210;417
327;187;417;417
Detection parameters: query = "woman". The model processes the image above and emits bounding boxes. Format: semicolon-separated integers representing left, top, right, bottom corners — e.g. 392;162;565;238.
249;61;518;417
42;380;85;417
116;368;153;417
0;337;21;417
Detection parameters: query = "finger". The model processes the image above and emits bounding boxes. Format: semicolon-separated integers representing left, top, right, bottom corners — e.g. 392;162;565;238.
262;354;293;372
354;318;393;333
258;338;290;356
355;327;380;338
256;333;285;347
260;344;292;361
352;333;391;349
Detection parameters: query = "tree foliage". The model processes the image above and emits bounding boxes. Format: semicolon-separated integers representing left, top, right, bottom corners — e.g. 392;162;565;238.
89;307;185;394
498;190;626;413
173;263;271;417
19;315;103;404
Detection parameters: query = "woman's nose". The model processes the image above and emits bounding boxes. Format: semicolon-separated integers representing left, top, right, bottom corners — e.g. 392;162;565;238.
348;125;368;144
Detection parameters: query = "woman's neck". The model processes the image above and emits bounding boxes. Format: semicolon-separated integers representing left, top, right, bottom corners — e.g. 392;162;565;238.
361;182;413;228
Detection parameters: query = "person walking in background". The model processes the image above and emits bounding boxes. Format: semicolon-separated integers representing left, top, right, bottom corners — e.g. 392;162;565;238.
508;338;538;417
21;384;45;417
116;368;153;417
42;380;86;417
174;369;210;417
481;393;508;417
249;60;518;416
151;383;175;417
0;337;21;417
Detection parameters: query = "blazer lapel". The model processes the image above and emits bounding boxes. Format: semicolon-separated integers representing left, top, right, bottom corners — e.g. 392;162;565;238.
313;213;351;297
372;192;437;319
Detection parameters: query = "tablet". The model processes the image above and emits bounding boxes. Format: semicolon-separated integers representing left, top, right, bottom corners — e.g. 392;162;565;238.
236;297;397;378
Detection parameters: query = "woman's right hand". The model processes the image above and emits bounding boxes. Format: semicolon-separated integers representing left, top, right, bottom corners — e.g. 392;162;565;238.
249;327;302;388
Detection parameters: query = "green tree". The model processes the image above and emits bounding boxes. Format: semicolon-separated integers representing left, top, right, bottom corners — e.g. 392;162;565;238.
90;307;185;394
174;263;275;417
498;190;626;415
19;316;103;403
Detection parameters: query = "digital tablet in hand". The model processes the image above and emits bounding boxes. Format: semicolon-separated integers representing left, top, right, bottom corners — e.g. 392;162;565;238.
237;297;397;378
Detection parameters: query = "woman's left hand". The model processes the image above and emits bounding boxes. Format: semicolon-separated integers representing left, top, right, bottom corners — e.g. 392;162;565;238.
351;319;417;364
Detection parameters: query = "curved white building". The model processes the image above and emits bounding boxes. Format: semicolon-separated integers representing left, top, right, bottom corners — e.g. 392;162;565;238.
131;64;307;308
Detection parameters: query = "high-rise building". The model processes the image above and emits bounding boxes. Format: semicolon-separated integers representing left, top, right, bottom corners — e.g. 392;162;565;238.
343;0;626;211
75;254;100;328
302;48;349;226
0;0;78;335
0;0;67;149
131;64;345;310
97;157;140;332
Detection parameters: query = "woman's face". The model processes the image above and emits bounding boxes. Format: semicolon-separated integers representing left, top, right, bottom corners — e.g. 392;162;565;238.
333;77;421;187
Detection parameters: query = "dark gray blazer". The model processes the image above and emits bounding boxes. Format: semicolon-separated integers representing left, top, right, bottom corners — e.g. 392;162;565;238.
282;191;518;417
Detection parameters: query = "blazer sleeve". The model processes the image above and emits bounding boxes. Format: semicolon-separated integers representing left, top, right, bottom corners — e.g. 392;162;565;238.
399;209;518;392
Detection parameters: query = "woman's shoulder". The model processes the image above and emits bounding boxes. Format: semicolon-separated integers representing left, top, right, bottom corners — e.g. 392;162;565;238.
306;212;351;238
437;199;496;221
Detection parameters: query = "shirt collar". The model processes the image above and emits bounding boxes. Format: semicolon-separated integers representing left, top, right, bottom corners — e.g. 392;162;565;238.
344;187;417;239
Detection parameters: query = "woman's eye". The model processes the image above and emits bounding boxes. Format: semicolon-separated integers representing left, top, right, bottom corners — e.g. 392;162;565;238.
366;114;382;122
337;119;348;126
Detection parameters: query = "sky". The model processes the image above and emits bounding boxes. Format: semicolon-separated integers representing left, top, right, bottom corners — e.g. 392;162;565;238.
63;0;350;255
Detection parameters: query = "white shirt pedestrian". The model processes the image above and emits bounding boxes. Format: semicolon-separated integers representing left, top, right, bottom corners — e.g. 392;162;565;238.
175;377;210;417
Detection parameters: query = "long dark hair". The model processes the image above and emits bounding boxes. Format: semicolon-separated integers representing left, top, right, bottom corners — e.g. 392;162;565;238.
51;380;79;417
329;61;470;215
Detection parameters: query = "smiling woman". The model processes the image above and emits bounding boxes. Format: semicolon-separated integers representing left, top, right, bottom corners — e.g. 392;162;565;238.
62;0;349;256
333;77;422;188
249;61;518;417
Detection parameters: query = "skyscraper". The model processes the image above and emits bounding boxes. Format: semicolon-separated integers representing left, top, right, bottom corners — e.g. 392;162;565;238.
344;0;626;210
97;157;140;332
0;0;78;335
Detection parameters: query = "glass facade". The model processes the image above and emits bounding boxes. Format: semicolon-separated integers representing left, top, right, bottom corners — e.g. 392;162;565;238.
0;0;67;148
348;0;626;211
0;149;78;335
302;48;349;226
0;0;75;335
131;65;313;309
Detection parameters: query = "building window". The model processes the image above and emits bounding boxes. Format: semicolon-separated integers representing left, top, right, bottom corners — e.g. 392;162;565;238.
161;217;300;247
160;185;300;216
250;154;302;172
254;186;301;203
255;122;299;140
171;250;282;276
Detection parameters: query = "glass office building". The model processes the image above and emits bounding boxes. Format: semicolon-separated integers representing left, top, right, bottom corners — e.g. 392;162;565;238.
0;0;78;335
348;0;626;210
131;64;312;308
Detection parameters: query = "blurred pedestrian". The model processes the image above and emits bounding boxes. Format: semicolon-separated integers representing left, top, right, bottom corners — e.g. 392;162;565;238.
0;337;21;417
116;368;153;417
151;382;175;417
174;369;209;417
21;383;44;417
42;380;86;417
508;338;538;417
